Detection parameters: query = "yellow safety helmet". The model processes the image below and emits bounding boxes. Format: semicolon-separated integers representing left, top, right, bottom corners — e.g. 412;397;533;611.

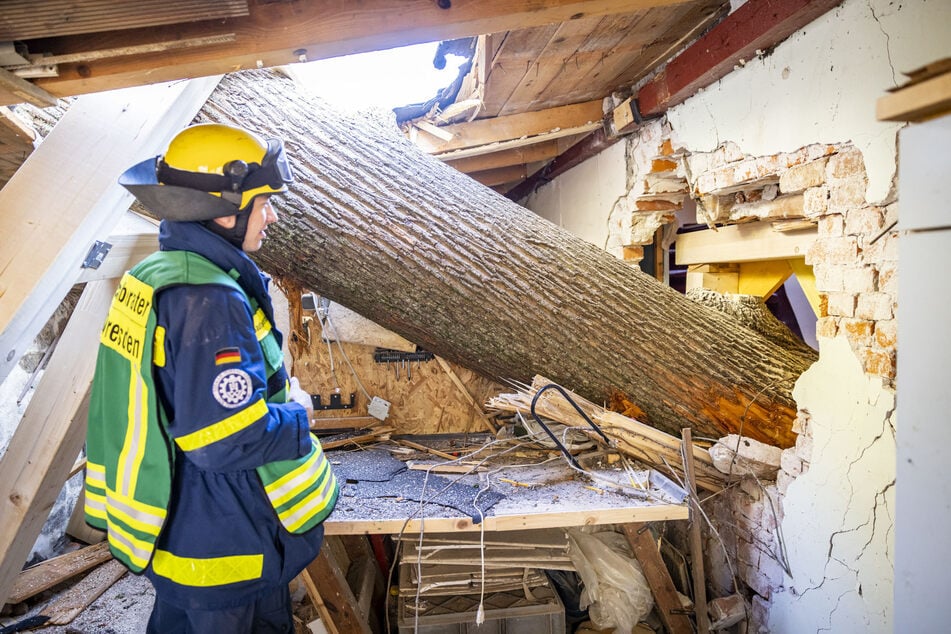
119;123;294;221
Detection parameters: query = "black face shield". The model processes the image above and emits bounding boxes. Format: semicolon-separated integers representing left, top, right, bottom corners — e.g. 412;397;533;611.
118;138;294;221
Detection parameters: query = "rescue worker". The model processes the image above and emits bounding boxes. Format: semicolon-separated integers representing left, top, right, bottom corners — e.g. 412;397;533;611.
85;123;338;633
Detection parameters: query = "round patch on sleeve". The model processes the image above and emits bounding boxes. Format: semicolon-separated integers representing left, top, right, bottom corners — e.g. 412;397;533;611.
212;369;253;409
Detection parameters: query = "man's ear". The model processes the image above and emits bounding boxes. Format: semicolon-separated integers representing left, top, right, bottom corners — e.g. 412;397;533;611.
212;215;237;229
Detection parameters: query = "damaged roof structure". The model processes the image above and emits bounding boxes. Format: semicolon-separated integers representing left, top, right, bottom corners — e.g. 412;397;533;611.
0;0;949;632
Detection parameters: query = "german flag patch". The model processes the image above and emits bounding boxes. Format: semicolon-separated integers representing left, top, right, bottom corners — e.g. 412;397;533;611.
215;347;242;366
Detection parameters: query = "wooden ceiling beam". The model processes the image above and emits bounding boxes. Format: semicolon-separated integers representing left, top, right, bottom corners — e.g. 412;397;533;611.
637;0;844;116
9;0;694;107
444;137;573;172
416;99;604;155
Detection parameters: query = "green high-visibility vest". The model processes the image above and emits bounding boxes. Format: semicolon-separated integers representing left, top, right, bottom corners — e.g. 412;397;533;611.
85;250;337;572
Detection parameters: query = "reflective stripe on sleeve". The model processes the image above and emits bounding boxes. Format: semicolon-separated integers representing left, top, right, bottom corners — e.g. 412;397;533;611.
252;308;271;341
151;550;264;587
174;398;268;451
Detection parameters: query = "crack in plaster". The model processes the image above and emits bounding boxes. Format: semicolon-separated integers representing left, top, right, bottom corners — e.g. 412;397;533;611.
867;0;897;86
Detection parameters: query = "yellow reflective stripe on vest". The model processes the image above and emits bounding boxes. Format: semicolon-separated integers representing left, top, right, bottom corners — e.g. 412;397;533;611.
153;325;166;367
152;550;264;587
279;471;337;532
263;440;327;507
107;521;153;570
252;308;271;341
116;371;147;495
85;461;106;489
106;489;165;537
85;489;107;521
174;398;268;452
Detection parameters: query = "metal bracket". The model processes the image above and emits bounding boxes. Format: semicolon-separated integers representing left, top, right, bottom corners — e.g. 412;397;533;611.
311;392;356;410
81;240;112;269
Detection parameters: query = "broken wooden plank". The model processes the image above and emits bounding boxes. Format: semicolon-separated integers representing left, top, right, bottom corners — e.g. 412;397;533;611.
41;559;128;626
298;570;341;634
622;523;693;634
7;542;112;604
303;548;371;634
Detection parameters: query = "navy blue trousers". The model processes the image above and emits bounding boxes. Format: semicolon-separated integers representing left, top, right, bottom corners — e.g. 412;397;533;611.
146;583;293;634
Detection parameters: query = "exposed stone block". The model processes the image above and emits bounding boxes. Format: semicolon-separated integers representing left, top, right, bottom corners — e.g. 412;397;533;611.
878;261;897;294
875;319;897;350
813;264;844;292
816;316;839;339
780;157;828;193
713;142;745;166
795;432;814;463
818;213;844;237
826;292;857;317
842;266;878;293
845;206;884;236
855;292;895;320
780;448;803;477
775;469;794;495
806;236;859;266
740;475;764;500
751;594;770;633
828;148;865;179
840;318;875;345
829;176;868;210
862;347;897;379
729;193;804;222
803;185;830;218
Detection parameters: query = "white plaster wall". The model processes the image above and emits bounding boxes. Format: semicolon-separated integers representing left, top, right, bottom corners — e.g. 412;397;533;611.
667;0;951;204
524;140;628;248
772;336;895;633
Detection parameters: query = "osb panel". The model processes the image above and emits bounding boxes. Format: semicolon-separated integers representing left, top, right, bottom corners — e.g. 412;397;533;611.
290;319;505;436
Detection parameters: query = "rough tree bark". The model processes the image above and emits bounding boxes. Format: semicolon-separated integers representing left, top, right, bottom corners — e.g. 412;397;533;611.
193;69;817;448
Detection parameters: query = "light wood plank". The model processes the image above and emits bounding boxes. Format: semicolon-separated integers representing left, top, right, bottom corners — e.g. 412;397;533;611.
42;559;127;626
8;542;112;604
622;523;694;634
13;0;694;106
0;68;57;107
443;138;568;172
416;100;604;154
304;549;371;634
429;121;602;161
675;221;817;265
877;69;951;122
324;504;688;535
435;356;497;433
0;76;220;385
0;280;115;607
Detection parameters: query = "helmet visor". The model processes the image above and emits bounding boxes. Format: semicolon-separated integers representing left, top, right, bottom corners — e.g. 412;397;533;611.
244;138;294;191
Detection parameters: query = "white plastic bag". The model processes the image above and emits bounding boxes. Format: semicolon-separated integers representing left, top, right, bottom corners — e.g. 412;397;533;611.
567;528;653;633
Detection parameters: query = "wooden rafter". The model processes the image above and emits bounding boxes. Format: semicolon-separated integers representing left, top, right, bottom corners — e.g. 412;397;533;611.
415;100;604;155
8;0;694;106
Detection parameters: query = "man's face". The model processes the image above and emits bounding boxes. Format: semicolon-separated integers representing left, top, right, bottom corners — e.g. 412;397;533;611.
242;195;278;252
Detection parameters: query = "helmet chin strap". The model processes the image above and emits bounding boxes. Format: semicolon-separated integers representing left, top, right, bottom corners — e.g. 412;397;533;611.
203;208;251;250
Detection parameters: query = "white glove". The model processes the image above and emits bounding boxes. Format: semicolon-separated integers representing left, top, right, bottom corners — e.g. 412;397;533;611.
288;377;314;420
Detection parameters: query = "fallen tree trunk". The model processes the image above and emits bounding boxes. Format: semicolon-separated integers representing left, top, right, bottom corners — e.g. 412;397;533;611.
195;69;817;447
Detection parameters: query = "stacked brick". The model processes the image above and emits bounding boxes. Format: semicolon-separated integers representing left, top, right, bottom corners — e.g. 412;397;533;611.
616;131;897;627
